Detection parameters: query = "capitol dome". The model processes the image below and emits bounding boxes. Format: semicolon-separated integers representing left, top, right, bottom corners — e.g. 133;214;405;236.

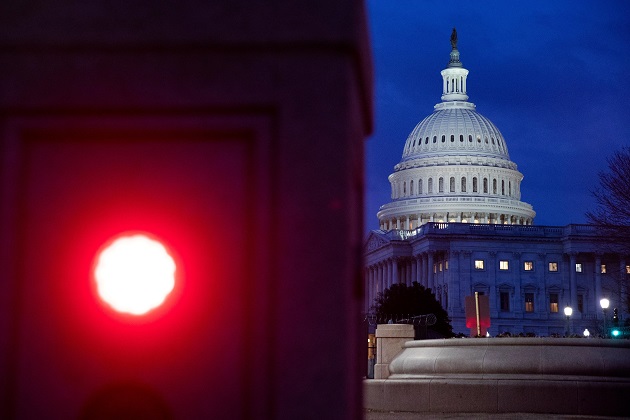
377;29;536;230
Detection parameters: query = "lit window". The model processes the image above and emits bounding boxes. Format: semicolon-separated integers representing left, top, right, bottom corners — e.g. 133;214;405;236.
524;261;534;271
500;292;510;312
439;262;443;272
601;264;607;274
549;293;559;313
548;262;558;272
499;260;509;270
575;263;582;273
626;265;630;274
525;293;534;312
475;260;485;270
433;264;437;274
445;260;449;270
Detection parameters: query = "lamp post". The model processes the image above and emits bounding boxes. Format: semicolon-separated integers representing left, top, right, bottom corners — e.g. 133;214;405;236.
600;298;610;338
564;306;573;336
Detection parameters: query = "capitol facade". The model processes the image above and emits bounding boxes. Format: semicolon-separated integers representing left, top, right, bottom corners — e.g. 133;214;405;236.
364;31;629;336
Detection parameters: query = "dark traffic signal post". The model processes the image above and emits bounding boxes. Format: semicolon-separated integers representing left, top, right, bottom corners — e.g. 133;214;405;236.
0;2;372;419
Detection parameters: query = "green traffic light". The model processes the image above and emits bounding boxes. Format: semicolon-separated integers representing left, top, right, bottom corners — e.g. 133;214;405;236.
611;329;621;337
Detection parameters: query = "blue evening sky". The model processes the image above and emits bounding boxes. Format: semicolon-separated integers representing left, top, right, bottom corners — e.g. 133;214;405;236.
365;0;630;232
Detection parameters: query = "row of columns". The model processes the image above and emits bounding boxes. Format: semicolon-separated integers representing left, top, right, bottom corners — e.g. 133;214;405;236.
365;253;436;309
379;214;533;230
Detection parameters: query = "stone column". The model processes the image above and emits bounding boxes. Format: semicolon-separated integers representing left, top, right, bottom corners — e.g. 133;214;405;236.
373;324;415;379
594;254;602;314
427;252;434;290
411;258;417;287
569;253;578;313
387;260;393;289
392;258;399;285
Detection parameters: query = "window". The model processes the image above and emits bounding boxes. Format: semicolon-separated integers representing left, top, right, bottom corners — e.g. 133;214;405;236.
601;264;607;274
433;136;437;143
410;180;414;196
449;177;455;193
501;180;505;195
500;292;510;312
468;134;472;142
499;260;509;270
524;261;534;271
483;178;488;193
461;177;466;192
425;137;429;144
548;262;558;272
473;177;478;192
460;134;464;142
451;134;454;142
575;263;582;273
418;179;423;194
475;260;485;270
525;293;534;312
428;178;433;193
577;294;584;313
493;179;497;194
439;177;444;193
549;293;559;313
403;182;406;195
441;135;445;143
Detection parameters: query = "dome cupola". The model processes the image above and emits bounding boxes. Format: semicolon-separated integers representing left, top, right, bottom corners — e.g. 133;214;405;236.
377;29;536;230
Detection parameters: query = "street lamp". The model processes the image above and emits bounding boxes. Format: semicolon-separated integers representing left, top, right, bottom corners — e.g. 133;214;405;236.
564;306;573;336
600;298;610;338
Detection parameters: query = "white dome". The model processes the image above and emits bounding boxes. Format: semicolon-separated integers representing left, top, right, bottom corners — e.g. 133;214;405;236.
378;32;535;230
401;103;512;165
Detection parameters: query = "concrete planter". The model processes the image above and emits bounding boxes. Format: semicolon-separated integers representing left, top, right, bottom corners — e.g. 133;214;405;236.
365;337;630;416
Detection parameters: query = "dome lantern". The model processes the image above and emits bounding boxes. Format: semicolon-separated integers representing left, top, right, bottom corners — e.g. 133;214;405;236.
441;28;469;102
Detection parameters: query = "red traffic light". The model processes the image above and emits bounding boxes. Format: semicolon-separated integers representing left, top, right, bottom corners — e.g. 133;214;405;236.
93;233;177;316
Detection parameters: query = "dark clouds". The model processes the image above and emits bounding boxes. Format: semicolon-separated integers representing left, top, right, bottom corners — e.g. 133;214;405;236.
365;0;630;230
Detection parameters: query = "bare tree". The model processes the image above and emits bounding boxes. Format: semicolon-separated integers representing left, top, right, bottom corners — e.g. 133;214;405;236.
586;146;630;254
587;147;630;315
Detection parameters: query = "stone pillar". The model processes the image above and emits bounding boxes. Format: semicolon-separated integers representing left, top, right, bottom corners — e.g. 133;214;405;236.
570;253;578;313
411;258;417;287
392;258;399;285
594;254;602;314
416;256;422;284
373;324;415;379
427;252;435;290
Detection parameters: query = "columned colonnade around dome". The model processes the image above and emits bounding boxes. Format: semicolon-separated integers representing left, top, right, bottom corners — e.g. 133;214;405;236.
379;211;533;230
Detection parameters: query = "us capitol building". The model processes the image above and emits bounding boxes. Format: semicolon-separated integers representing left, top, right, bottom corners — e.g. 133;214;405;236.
364;30;629;336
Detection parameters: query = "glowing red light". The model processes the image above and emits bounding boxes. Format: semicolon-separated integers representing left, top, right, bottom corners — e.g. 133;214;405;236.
94;233;176;316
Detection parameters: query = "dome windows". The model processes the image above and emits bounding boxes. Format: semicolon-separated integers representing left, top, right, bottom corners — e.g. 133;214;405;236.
469;135;473;142
441;135;445;143
460;134;464;142
451;135;455;142
433;136;437;143
425;137;429;144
